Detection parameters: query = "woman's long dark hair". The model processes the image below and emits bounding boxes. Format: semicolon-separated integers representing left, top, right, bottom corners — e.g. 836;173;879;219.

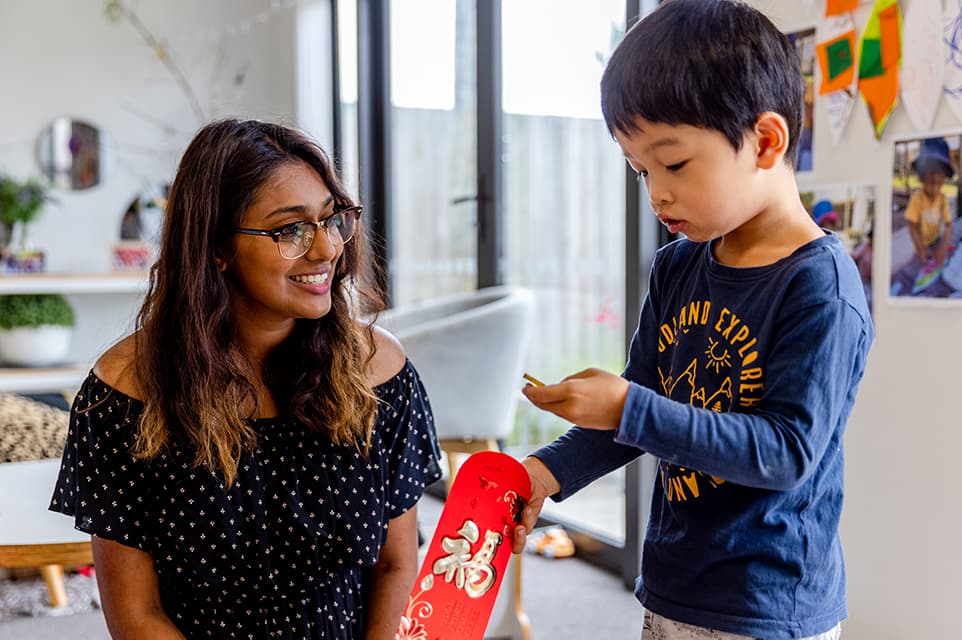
132;118;384;484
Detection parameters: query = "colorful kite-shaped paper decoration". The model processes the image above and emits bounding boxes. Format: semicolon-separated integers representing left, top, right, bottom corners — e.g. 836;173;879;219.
817;29;857;95
943;0;962;122
819;14;860;145
858;0;902;138
901;0;945;131
826;0;859;18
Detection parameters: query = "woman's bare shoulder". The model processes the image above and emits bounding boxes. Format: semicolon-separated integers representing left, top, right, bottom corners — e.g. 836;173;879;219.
92;334;144;400
364;323;407;387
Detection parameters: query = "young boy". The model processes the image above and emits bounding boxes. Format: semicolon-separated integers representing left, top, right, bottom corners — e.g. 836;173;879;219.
513;1;874;639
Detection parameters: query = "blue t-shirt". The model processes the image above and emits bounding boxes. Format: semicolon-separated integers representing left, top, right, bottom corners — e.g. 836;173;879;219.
534;234;873;639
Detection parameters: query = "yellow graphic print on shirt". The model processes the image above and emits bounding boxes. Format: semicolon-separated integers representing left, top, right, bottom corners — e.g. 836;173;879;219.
656;300;765;502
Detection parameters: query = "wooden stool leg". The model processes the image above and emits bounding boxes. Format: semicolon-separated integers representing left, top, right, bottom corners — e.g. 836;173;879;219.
513;554;531;640
444;449;461;496
40;564;68;608
439;437;529;640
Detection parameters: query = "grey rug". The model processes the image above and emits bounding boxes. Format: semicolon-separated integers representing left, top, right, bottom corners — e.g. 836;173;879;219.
0;572;100;620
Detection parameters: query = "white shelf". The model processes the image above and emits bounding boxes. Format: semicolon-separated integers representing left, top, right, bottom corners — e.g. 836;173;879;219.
0;366;87;394
0;272;149;295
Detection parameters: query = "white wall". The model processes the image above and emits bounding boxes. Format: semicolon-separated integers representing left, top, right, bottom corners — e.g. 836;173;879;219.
0;0;301;364
749;2;962;638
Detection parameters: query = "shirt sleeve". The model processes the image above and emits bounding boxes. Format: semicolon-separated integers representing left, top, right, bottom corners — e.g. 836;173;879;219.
48;376;155;552
531;252;667;500
904;191;922;224
942;193;952;223
614;297;871;491
378;360;443;517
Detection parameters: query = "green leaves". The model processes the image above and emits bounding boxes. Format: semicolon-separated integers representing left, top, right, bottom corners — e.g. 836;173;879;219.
0;175;51;227
0;295;75;329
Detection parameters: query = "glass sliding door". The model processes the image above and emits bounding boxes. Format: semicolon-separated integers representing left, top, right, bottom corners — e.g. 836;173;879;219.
389;0;477;306
501;0;628;543
334;0;360;200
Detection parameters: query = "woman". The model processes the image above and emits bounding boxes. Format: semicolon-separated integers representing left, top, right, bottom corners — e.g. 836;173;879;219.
49;119;441;639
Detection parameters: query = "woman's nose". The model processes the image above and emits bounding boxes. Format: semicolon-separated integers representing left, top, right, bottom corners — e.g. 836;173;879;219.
306;225;340;260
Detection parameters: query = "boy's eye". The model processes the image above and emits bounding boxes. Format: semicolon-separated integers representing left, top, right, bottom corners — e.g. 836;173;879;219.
665;161;687;172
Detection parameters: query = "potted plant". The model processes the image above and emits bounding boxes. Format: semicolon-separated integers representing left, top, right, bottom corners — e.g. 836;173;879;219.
0;294;75;367
0;174;55;272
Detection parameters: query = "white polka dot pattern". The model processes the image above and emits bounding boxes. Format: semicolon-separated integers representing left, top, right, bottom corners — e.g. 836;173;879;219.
48;360;442;639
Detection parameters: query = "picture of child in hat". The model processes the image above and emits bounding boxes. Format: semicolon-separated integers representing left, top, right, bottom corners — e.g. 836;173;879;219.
905;137;954;268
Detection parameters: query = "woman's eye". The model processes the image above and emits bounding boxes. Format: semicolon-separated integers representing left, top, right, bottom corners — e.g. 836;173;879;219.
278;223;303;240
665;161;687;172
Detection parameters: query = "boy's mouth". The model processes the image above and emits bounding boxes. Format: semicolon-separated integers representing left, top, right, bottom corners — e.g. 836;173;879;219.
658;216;685;234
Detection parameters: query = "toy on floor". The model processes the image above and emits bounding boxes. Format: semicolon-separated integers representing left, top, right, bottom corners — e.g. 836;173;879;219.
525;526;575;559
912;256;945;294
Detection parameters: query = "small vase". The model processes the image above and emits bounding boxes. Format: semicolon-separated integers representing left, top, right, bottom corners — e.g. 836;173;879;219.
0;326;72;367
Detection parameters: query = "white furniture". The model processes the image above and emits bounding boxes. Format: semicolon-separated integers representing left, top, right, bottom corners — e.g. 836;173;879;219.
379;286;535;640
0;272;147;393
0;458;92;608
378;285;535;459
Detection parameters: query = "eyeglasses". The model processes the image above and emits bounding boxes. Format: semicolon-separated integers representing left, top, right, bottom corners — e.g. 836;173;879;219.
233;205;362;259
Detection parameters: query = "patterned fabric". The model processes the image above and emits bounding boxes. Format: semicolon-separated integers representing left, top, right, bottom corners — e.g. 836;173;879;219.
642;611;842;640
48;360;442;639
0;393;69;463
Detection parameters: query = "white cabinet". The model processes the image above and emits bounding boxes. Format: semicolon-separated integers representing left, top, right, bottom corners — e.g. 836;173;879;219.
0;273;148;393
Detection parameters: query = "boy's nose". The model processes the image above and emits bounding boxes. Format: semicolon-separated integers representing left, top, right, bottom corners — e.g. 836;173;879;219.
647;184;672;211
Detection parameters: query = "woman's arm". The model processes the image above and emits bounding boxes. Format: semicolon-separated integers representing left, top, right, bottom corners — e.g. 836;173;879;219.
92;536;186;639
364;507;420;640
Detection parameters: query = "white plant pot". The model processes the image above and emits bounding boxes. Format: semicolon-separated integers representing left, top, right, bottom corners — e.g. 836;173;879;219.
0;325;72;367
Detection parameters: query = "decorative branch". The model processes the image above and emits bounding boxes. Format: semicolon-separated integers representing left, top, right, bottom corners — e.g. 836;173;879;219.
105;0;207;123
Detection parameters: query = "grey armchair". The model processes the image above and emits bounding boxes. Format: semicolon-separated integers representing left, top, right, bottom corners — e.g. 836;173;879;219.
378;285;535;640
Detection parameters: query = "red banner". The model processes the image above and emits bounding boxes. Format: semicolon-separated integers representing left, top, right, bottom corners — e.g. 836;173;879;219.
397;451;531;640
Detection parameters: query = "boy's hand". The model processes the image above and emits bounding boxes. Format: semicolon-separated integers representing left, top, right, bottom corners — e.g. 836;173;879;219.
522;368;630;431
512;457;561;554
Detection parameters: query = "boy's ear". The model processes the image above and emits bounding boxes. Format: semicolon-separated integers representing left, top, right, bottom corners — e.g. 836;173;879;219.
752;112;790;170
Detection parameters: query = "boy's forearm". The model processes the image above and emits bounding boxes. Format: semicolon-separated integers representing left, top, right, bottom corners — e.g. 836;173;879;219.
532;427;642;500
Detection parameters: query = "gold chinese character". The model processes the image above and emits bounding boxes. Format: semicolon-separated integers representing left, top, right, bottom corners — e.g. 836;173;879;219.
432;519;503;598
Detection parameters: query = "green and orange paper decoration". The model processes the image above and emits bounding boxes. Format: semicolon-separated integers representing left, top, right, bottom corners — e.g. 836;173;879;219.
826;0;859;18
858;0;902;139
817;29;857;95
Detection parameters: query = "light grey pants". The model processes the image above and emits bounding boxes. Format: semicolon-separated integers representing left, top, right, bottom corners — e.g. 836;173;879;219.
642;610;842;640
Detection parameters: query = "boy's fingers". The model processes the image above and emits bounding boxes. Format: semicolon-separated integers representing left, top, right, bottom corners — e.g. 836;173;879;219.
562;368;598;381
522;381;570;402
512;525;528;554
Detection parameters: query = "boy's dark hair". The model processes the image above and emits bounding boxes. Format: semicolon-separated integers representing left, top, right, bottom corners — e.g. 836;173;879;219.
601;0;803;164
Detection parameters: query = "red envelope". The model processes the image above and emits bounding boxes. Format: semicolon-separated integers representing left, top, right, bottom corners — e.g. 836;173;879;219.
397;451;531;640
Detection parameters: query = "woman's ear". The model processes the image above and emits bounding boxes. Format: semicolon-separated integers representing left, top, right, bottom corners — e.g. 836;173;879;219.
753;112;790;170
215;255;229;272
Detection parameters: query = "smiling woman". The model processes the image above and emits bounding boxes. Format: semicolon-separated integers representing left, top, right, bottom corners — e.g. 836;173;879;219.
46;119;442;640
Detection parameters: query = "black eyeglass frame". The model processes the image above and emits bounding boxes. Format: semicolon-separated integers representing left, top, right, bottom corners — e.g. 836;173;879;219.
233;204;363;258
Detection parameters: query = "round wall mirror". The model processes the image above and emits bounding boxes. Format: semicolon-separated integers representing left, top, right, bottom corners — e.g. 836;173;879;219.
36;118;111;190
